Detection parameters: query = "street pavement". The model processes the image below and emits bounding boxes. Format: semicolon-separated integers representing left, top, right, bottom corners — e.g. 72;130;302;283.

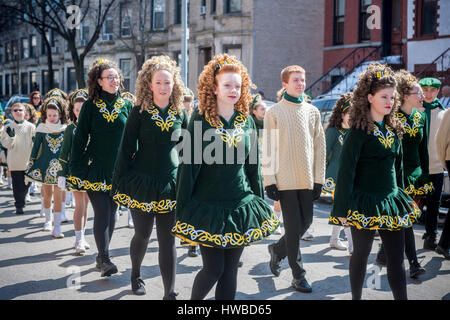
0;184;449;300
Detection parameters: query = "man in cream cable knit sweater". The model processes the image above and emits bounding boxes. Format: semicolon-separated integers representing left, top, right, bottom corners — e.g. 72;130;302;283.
262;65;326;293
1;103;35;215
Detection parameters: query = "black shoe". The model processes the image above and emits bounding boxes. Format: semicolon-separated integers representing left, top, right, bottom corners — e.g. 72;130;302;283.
423;235;437;251
131;277;146;295
15;208;24;215
163;292;178;300
268;244;281;277
435;245;450;260
376;252;387;266
291;278;312;293
187;246;198;257
95;256;102;270
409;261;426;278
100;260;118;277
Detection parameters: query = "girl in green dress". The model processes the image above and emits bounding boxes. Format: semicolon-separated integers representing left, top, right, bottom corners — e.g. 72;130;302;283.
26;96;67;238
112;55;187;298
324;93;353;253
376;71;429;278
57;89;90;255
172;54;279;300
329;63;421;300
68;59;133;277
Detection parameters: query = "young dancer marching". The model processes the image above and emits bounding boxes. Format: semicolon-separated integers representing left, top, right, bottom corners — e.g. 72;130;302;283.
323;93;353;253
329;63;421;300
112;55;187;299
68;59;133;277
26;96;67;238
57;89;91;255
172;54;279;300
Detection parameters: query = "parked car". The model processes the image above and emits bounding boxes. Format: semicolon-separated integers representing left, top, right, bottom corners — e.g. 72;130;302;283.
3;95;30;120
310;94;340;126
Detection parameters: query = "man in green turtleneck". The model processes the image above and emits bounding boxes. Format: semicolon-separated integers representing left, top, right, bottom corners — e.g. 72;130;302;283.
419;77;446;250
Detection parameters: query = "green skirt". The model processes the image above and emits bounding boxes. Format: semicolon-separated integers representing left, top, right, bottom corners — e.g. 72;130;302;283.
172;195;280;249
329;188;421;231
67;163;112;192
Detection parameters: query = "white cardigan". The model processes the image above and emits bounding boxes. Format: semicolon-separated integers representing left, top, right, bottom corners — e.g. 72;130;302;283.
0;121;36;171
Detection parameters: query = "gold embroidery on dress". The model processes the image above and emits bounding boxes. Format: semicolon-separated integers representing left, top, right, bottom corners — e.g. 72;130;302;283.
46;133;64;154
206;113;247;148
44;159;62;184
373;124;395;149
396;111;422;137
147;105;178;132
113;193;176;213
95;98;125;123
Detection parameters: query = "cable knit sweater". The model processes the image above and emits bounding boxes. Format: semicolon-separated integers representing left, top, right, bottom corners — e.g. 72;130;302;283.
0;121;35;171
262;97;326;190
435;108;450;169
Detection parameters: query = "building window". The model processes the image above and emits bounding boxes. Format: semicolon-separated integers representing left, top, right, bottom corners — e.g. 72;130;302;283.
153;0;166;30
5;42;10;62
120;59;131;92
175;0;181;24
421;0;437;36
11;40;19;61
12;73;19;95
0;75;3;96
21;72;28;95
21;38;29;59
334;0;345;45
102;16;114;41
200;0;206;15
30;71;37;91
211;0;216;14
0;45;3;63
5;74;10;96
224;0;241;14
42;70;49;94
30;35;37;57
120;3;132;37
223;44;242;60
359;0;371;42
67;68;77;92
53;70;60;90
198;47;212;76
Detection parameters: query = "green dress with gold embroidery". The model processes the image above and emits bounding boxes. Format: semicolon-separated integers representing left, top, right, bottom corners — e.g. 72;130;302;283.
323;127;348;197
26;125;65;185
68;92;133;192
111;104;188;213
172;109;279;248
395;109;432;197
329;122;421;230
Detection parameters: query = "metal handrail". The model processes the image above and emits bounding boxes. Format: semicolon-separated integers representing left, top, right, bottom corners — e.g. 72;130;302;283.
416;47;450;78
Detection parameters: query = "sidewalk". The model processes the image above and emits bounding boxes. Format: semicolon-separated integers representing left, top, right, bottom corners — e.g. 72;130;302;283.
0;185;449;300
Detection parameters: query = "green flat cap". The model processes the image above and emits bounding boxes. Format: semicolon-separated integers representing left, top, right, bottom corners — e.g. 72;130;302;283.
419;77;441;88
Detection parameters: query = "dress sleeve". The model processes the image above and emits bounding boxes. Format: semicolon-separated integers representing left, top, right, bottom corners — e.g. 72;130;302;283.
395;139;405;190
244;116;264;198
57;126;73;178
331;129;364;218
69;100;92;178
29;132;44;161
325;127;338;167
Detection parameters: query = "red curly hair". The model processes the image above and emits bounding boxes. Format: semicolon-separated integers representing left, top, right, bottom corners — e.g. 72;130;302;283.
196;53;254;127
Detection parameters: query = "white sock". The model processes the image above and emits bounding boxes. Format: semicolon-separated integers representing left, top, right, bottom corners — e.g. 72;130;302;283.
75;230;82;243
331;225;341;242
44;207;52;223
52;212;62;235
274;209;282;220
344;227;353;249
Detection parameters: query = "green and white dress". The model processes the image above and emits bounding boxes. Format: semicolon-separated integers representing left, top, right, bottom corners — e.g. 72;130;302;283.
329;122;421;230
172;109;279;248
395;109;433;197
111;104;188;213
68;92;133;192
26;122;66;185
322;126;348;197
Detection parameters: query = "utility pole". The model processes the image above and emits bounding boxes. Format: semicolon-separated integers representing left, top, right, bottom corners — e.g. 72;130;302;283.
181;0;188;85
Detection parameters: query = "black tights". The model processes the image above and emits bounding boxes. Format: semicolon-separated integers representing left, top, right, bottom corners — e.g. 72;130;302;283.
378;226;418;266
87;191;118;262
191;246;244;300
350;227;407;300
130;209;176;296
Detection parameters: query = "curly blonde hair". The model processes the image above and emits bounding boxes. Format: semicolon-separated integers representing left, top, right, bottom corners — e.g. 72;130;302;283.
350;62;404;138
394;70;419;106
326;92;352;131
134;55;184;114
197;53;254;126
87;59;124;102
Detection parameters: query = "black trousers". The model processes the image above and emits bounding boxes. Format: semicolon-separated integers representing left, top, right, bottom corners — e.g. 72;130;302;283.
191;246;244;300
11;171;31;210
87;191;118;262
272;189;314;279
438;161;450;249
425;173;444;239
130;209;176;296
350;227;407;300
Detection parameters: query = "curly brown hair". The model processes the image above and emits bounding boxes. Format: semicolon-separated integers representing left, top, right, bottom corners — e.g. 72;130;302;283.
40;96;68;124
197;53;254;126
87;59;124;102
394;69;419;106
135;55;184;113
326;92;353;131
350;62;404;138
67;89;88;123
23;103;38;124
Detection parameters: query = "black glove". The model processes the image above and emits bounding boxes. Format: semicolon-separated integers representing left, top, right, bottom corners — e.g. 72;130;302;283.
312;183;323;201
265;184;280;201
6;126;15;137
